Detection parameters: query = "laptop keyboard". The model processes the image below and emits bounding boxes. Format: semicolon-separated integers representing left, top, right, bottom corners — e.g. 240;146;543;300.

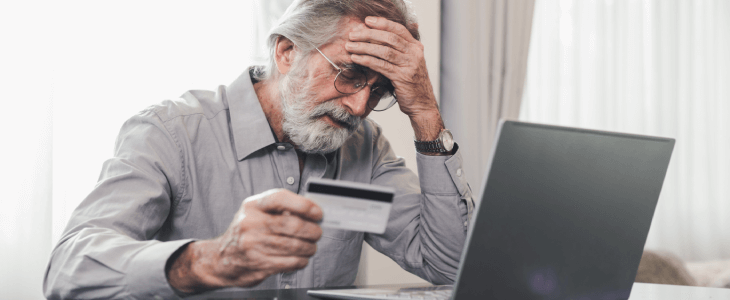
375;289;452;299
307;285;454;300
359;286;453;300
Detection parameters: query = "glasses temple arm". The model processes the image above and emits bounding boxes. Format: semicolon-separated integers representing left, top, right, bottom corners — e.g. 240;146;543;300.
315;48;340;70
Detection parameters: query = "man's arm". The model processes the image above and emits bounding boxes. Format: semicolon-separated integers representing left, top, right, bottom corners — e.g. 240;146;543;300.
363;121;473;284
347;16;475;283
44;110;193;299
44;109;324;298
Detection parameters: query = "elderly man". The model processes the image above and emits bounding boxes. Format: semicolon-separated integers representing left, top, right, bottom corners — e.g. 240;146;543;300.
44;0;474;299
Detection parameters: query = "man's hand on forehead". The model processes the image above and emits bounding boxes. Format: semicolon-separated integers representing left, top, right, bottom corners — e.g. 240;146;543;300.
345;16;439;119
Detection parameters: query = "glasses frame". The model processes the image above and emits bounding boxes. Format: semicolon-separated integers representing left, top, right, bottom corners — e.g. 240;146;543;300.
315;47;397;112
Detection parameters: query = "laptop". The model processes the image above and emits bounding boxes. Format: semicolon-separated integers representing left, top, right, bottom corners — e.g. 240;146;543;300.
309;120;675;300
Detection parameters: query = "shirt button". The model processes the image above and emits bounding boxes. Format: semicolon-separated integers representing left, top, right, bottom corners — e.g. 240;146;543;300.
285;284;291;289
277;145;286;151
287;177;295;185
464;221;468;227
456;168;463;177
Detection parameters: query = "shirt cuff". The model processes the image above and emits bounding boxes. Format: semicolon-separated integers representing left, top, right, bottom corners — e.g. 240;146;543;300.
415;143;469;197
126;239;195;300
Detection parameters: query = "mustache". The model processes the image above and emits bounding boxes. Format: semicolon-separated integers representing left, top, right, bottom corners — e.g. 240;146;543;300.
309;101;362;129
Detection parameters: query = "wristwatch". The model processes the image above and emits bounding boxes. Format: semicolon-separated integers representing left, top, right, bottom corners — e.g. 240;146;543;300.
414;129;455;153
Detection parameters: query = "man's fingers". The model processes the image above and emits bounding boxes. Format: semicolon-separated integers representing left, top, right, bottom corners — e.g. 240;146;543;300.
270;255;311;273
346;42;406;66
239;252;311;278
248;189;323;222
267;214;323;242
258;235;318;256
349;27;408;53
351;54;397;78
364;16;417;43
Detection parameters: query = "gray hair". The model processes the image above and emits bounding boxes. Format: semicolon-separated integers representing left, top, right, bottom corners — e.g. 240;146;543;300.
253;0;420;81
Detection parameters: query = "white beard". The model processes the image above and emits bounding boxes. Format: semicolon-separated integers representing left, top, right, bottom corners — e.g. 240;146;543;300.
278;63;363;155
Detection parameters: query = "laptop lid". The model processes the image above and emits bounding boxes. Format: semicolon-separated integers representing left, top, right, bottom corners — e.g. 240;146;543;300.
453;120;675;300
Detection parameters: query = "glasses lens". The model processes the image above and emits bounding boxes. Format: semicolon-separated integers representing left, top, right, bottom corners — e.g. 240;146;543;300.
370;94;397;111
367;83;397;111
335;68;367;94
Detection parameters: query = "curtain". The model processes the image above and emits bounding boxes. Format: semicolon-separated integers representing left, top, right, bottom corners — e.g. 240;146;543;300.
520;0;730;262
1;1;258;298
441;0;536;200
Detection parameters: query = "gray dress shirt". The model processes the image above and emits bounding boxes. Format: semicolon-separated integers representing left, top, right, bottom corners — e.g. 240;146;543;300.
43;69;475;299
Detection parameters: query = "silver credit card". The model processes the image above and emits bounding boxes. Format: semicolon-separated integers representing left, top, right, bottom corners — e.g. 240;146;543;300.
304;178;394;234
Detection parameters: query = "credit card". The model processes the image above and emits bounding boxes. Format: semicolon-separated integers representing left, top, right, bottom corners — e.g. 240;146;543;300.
304;178;394;234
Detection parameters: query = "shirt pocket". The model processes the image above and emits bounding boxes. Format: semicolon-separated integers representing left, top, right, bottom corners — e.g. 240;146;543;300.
313;229;363;287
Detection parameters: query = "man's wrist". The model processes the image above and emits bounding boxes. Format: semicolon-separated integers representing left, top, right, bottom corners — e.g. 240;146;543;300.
409;109;456;156
166;240;217;295
409;109;445;142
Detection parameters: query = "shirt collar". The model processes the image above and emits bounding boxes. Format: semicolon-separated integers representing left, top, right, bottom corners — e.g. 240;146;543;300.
225;67;277;160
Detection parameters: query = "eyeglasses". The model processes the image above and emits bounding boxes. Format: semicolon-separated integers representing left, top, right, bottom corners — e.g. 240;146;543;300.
315;47;397;111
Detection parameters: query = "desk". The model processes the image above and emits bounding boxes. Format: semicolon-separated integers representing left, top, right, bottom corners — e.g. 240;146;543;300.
188;283;730;300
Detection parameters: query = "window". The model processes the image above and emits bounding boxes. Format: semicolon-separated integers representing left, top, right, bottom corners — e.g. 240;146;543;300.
521;0;730;261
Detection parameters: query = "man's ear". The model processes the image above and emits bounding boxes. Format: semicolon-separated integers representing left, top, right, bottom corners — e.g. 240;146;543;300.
274;36;297;75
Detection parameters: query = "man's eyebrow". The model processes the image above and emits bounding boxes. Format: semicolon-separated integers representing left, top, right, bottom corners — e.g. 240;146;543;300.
340;62;366;71
340;62;382;78
337;61;389;84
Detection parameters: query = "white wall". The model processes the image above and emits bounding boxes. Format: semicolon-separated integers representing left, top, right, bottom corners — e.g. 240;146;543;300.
51;1;258;245
0;3;54;298
357;0;441;286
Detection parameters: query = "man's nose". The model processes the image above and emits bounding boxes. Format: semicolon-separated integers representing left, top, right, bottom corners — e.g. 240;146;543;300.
340;87;370;117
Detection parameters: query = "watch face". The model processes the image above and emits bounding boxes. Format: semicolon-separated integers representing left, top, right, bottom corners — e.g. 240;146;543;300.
441;129;454;151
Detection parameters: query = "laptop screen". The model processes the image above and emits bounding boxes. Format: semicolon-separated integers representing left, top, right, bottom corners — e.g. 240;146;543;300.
453;120;674;300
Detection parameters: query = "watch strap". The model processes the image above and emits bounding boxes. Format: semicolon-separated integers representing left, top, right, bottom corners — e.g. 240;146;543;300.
414;139;448;153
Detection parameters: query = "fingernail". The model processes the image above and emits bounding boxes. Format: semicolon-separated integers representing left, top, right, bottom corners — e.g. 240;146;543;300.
345;42;357;49
366;16;376;24
349;31;361;39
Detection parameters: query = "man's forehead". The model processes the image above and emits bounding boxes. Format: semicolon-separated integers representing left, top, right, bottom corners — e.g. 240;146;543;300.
320;16;367;60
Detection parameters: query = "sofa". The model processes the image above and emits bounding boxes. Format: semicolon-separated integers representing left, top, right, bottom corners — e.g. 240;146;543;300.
635;250;730;289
